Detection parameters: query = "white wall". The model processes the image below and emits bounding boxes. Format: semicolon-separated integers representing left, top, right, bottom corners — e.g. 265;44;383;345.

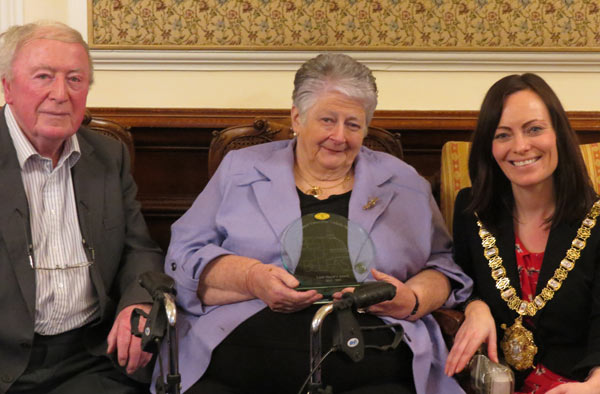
85;70;600;111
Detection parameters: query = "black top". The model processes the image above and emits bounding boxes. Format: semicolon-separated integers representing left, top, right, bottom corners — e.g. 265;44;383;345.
297;188;351;218
453;187;600;384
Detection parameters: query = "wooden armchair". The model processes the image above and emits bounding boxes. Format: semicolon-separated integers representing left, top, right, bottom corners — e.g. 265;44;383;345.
83;110;135;170
209;118;463;341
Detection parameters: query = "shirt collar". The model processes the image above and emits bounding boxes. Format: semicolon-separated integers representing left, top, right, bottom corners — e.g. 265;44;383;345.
5;105;81;169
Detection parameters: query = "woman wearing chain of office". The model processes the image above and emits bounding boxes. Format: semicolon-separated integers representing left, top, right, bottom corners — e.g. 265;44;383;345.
165;53;472;394
445;74;600;393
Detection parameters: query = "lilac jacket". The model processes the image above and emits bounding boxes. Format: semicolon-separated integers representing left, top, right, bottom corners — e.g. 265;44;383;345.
161;140;472;393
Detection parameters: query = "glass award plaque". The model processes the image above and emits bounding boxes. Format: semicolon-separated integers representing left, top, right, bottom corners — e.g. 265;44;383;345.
280;212;375;299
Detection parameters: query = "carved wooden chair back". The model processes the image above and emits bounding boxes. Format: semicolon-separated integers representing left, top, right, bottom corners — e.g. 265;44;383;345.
208;118;403;178
83;110;135;170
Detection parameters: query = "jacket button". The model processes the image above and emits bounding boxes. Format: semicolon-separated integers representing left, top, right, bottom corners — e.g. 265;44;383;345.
170;262;177;271
1;374;13;383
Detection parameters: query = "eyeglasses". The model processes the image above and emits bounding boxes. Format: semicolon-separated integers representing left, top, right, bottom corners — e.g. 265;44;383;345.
28;239;95;271
20;211;95;271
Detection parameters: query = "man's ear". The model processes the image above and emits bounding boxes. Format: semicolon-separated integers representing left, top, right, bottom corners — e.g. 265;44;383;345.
2;77;13;104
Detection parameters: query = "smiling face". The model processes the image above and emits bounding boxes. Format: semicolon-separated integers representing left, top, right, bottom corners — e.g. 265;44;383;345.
292;91;367;177
2;38;90;160
492;89;558;193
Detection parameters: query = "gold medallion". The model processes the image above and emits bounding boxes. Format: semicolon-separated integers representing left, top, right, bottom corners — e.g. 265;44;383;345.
500;316;537;371
475;200;600;371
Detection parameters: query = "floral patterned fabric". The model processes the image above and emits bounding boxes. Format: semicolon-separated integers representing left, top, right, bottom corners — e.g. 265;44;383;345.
90;0;600;49
517;364;575;393
514;235;543;305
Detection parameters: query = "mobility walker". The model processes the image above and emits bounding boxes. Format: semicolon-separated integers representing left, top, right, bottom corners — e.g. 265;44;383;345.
300;281;404;394
131;271;181;394
131;274;404;394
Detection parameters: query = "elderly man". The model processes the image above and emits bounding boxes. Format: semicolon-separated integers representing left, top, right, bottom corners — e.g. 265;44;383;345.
0;21;163;394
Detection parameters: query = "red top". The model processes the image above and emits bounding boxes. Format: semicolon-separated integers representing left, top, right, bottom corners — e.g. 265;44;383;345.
515;234;544;302
513;235;575;393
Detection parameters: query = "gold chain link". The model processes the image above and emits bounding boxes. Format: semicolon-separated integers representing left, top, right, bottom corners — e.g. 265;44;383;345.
476;200;600;317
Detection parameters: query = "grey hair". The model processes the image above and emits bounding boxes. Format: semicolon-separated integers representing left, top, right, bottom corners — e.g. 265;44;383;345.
0;21;94;84
292;53;378;125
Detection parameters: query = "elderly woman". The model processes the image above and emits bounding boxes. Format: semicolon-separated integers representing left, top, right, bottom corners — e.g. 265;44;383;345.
166;53;472;394
445;74;600;393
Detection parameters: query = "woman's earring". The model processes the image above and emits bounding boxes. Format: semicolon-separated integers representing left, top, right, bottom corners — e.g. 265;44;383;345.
291;129;297;137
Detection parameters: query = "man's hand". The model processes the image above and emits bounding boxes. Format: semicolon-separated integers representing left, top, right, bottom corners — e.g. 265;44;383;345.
107;304;153;375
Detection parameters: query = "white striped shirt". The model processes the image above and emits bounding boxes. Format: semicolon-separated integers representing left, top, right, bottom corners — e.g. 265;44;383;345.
5;105;99;335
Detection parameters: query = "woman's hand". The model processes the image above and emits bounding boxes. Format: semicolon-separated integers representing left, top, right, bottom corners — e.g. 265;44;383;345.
332;269;417;319
546;368;600;394
246;263;322;313
364;268;418;319
445;300;498;376
333;269;429;319
332;287;355;300
333;268;451;321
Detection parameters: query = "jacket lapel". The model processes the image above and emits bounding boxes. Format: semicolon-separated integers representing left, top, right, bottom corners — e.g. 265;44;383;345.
72;132;108;314
348;148;396;236
251;141;301;240
0;107;36;319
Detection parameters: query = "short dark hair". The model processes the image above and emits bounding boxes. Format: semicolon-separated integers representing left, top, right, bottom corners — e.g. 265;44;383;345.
467;73;596;230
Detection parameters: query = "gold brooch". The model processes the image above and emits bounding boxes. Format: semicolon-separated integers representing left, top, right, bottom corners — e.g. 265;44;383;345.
363;197;378;210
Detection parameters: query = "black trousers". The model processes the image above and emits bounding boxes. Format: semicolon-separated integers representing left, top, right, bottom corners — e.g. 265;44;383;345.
186;307;416;394
7;327;148;394
189;379;416;394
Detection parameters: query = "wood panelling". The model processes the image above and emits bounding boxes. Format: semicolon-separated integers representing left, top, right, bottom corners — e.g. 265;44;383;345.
88;108;600;251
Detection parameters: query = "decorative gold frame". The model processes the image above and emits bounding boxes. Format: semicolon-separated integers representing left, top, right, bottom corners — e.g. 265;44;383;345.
88;0;600;51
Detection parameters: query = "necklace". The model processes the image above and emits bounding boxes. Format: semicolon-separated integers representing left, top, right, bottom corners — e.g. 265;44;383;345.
476;199;600;371
296;169;352;198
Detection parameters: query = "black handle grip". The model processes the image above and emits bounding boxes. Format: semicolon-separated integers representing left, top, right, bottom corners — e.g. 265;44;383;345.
139;271;176;299
344;282;396;309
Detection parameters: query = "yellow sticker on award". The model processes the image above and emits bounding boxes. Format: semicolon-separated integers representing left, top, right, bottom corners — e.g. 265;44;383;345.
314;212;330;221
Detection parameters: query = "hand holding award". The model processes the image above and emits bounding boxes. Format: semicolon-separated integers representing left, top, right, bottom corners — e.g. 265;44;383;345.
280;212;375;300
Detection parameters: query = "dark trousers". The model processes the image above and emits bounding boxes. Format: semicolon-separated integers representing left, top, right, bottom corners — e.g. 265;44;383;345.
7;327;148;394
186;307;416;394
189;379;416;394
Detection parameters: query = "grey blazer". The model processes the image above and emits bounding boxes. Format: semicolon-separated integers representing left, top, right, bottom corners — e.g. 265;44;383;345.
0;107;163;392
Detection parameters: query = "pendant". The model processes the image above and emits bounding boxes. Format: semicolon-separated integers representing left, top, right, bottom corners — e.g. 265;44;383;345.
306;186;322;198
500;316;538;371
